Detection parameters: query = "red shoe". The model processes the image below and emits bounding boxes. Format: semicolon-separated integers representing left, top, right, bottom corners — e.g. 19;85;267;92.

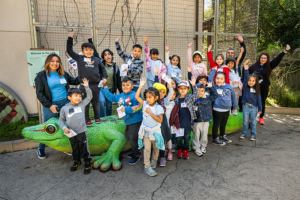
249;120;251;124
86;121;93;126
183;150;189;159
177;149;182;158
95;119;101;124
259;118;265;125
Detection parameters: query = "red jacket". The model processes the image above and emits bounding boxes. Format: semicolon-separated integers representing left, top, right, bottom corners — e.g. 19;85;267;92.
169;103;180;129
207;51;230;84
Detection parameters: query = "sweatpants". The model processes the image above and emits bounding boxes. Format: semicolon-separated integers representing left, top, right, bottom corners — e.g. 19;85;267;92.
125;121;142;157
144;137;159;168
69;132;91;162
260;86;269;118
80;84;100;122
193;122;209;150
176;126;192;151
212;110;230;139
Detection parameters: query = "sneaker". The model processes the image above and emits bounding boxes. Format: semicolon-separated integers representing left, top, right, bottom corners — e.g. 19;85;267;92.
201;147;206;154
86;121;93;126
240;134;246;139
127;153;132;159
70;160;82;172
194;149;203;157
250;136;256;141
37;149;46;159
95;119;101;124
183;150;189;159
129;155;141;165
259;118;265;125
177;149;183;158
151;160;157;169
63;152;72;156
171;144;176;153
212;138;226;146
84;162;91;174
143;167;157;177
159;157;166;167
167;152;173;161
220;135;232;143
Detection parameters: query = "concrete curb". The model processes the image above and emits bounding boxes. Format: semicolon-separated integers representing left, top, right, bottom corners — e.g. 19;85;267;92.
265;106;300;115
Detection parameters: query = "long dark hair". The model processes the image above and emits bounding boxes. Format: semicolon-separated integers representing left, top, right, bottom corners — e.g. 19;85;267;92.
145;87;161;105
44;54;64;77
169;55;181;69
252;53;271;80
226;57;237;73
215;53;225;66
248;72;261;95
101;49;114;63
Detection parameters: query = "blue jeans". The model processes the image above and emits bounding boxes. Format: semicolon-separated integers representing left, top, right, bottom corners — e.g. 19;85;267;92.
99;88;113;118
147;79;155;88
39;97;69;150
176;126;192;150
242;104;258;137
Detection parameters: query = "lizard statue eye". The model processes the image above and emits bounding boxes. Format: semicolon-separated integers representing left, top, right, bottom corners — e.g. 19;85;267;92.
46;125;56;134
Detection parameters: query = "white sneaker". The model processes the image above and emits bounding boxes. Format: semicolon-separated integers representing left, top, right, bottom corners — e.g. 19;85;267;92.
240;134;246;139
201;147;206;154
194;149;203;157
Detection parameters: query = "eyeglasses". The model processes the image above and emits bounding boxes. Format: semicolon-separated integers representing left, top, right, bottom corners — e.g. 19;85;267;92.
260;57;267;60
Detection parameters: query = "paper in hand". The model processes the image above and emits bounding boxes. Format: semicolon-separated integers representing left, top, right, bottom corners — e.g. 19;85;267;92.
117;106;126;118
176;128;184;137
64;129;77;138
171;126;177;134
162;74;172;84
98;80;103;88
120;64;128;76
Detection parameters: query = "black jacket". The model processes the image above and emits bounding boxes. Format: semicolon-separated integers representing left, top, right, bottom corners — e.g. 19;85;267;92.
34;70;80;108
66;37;108;84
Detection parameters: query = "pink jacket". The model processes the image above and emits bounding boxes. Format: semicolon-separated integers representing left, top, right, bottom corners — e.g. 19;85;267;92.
145;45;166;80
187;47;207;78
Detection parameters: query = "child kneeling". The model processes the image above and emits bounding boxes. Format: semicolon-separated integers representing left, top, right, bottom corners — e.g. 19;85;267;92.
59;78;93;174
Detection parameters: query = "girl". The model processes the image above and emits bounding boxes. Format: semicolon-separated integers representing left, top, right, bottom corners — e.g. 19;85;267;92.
226;47;244;105
144;35;166;87
135;78;165;177
187;42;207;78
249;44;290;125
240;60;262;141
165;44;182;83
208;69;238;145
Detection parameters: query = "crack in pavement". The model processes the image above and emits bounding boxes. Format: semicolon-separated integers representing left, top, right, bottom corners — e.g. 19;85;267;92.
151;158;180;200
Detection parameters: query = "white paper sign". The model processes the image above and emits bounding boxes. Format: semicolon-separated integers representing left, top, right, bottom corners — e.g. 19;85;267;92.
162;74;172;84
117;106;126;118
217;89;223;95
98;80;103;88
120;64;128;76
60;78;67;84
171;126;177;134
64;129;77;138
67;57;78;69
176;128;184;137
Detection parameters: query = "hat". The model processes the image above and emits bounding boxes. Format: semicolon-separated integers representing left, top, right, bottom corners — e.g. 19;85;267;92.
178;80;190;88
196;83;205;88
196;74;208;81
193;51;203;59
153;83;167;95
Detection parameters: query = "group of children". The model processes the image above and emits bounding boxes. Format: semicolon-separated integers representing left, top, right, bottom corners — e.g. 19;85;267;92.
59;32;262;176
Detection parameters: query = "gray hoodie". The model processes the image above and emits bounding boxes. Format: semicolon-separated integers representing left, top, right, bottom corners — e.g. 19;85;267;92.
59;86;92;134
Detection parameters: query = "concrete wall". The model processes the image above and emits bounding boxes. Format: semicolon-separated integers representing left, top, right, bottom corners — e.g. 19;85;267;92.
0;1;37;114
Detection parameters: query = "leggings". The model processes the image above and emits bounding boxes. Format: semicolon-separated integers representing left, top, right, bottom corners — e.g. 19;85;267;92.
212;110;230;139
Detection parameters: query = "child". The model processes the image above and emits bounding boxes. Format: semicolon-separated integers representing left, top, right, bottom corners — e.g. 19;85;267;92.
208;69;238;145
135;78;165;177
187;42;207;78
102;77;143;165
115;37;144;91
165;44;182;83
175;77;199;159
59;78;93;174
240;60;262;141
193;82;218;156
188;68;210;95
67;32;108;126
143;35;167;87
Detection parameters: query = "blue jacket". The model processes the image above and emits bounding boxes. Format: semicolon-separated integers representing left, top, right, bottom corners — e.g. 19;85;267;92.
194;87;218;122
241;70;263;112
166;63;181;83
102;88;143;125
208;69;238;110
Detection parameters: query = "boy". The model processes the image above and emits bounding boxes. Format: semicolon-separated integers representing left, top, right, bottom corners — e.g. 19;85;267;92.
115;37;143;91
193;82;218;156
59;78;93;174
174;77;199;159
102;77;143;165
67;32;108;126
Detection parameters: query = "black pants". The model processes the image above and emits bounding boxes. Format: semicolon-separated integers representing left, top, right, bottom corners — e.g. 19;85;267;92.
80;84;100;122
260;86;269;118
176;126;192;150
69;132;91;162
159;114;172;157
125;121;142;157
212;110;230;139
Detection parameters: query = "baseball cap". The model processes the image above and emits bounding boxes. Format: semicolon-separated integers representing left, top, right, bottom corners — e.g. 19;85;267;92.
193;51;203;58
178;80;190;88
196;83;205;88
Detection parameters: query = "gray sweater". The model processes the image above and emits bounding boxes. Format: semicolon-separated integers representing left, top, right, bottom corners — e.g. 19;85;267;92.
59;86;92;134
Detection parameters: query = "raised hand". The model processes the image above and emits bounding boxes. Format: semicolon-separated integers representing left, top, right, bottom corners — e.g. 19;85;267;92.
187;65;193;72
244;59;250;70
237;34;243;43
143;35;148;45
188;42;193;48
68;32;75;38
208;45;212;52
285;44;291;51
206;82;213;88
81;78;89;87
140;77;146;87
190;76;196;86
165;44;170;52
115;37;121;42
154;65;159;76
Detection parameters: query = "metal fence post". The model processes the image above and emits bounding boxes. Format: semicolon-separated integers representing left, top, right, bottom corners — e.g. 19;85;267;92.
255;0;260;60
213;0;219;58
91;0;98;50
163;0;168;61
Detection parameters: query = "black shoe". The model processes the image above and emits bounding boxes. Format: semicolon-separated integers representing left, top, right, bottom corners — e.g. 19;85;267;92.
127;153;132;159
220;135;232;143
70;160;82;172
129;155;141;165
84;162;92;174
212;138;226;146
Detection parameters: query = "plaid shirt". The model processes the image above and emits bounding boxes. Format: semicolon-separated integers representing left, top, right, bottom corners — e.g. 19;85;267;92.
174;85;199;121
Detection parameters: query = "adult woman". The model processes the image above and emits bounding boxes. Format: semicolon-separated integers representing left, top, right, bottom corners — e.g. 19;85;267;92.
99;49;122;117
249;44;290;125
34;54;80;159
